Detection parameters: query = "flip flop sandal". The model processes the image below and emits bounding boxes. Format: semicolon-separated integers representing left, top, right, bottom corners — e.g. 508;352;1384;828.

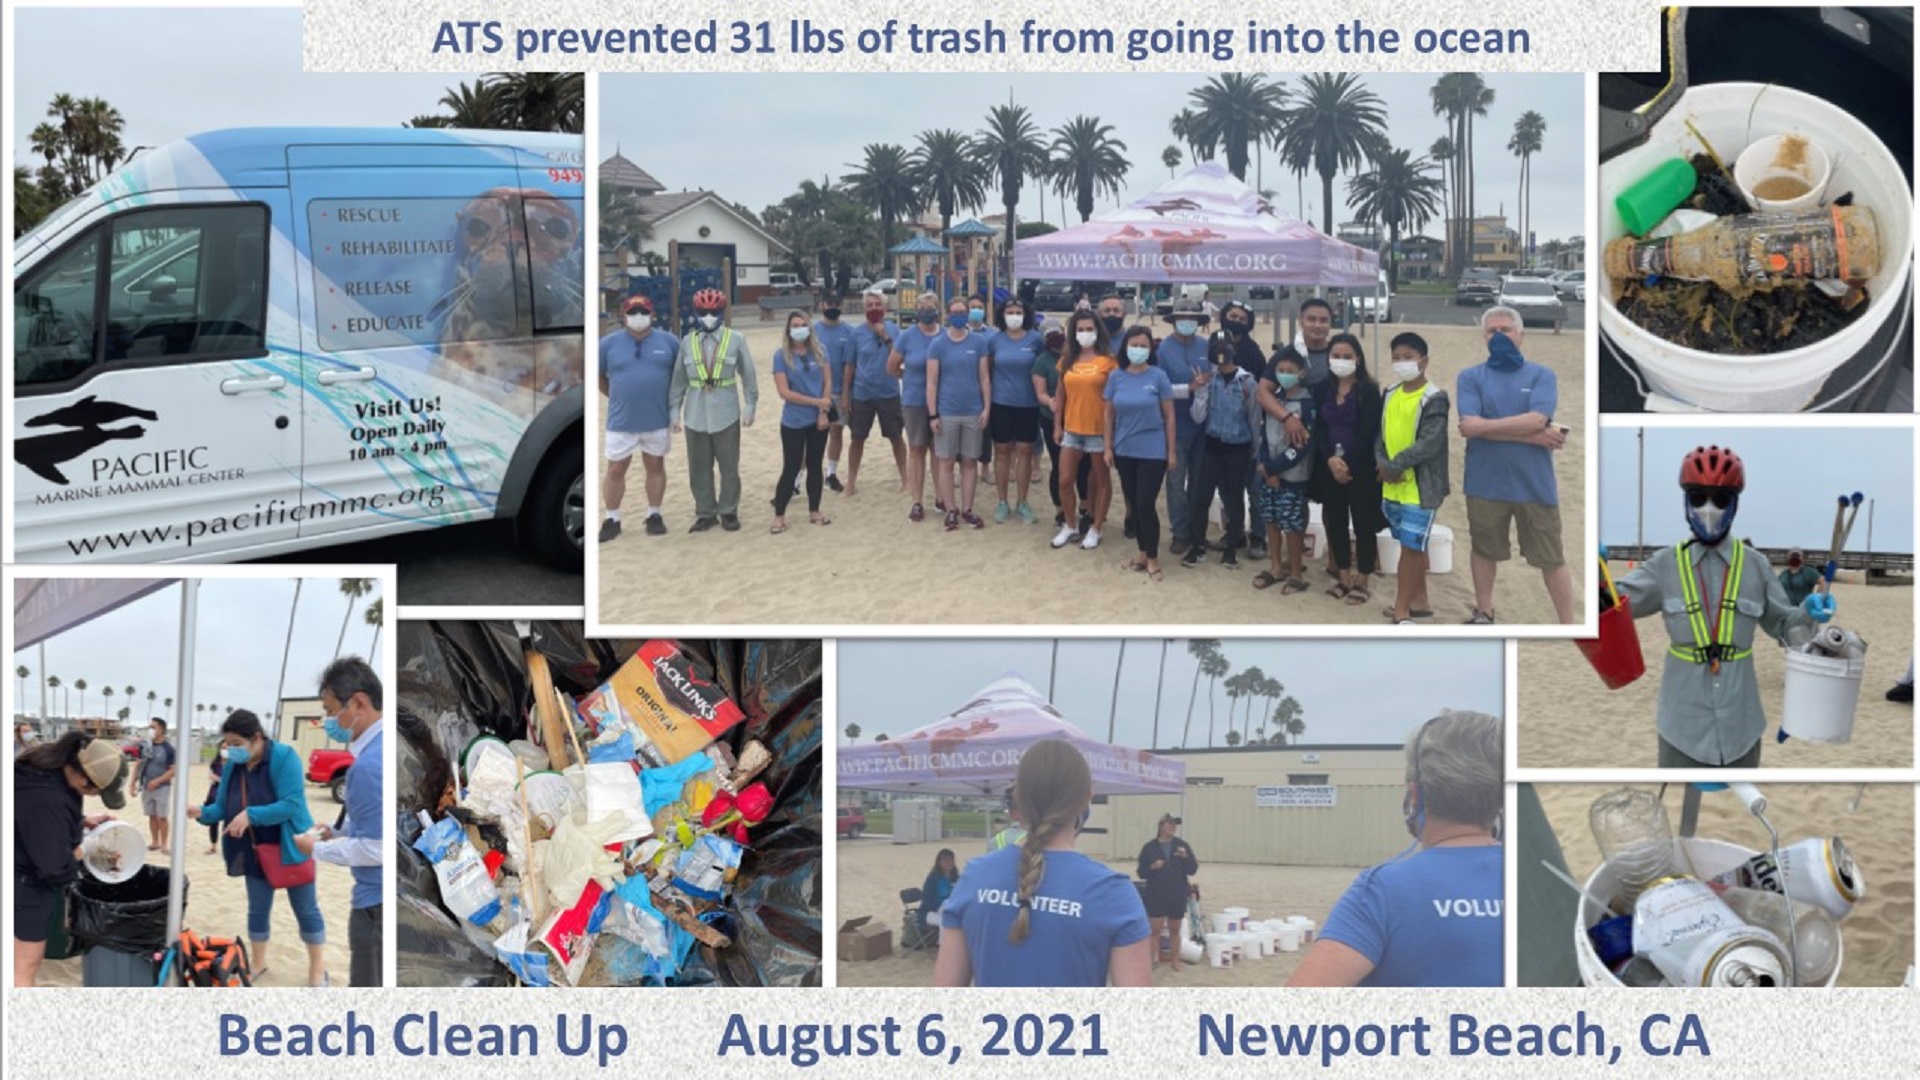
1344;588;1372;606
810;516;832;526
1280;577;1311;595
769;523;788;534
1147;567;1165;582
1325;583;1351;600
1252;570;1281;589
1121;559;1147;573
1382;606;1435;620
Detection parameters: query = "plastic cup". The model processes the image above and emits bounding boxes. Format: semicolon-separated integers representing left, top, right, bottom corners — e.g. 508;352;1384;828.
1733;133;1832;214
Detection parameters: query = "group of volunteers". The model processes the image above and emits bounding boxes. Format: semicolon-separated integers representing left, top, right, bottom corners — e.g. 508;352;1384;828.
925;712;1504;987
12;658;385;988
600;285;1575;624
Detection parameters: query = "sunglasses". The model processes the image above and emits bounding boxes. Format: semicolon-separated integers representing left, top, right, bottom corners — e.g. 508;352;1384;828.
1685;488;1735;509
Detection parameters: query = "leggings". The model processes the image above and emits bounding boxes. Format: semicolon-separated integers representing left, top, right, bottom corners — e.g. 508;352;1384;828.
1188;438;1253;549
1116;455;1169;560
244;871;327;944
774;424;828;516
1040;423;1091;508
1321;480;1380;575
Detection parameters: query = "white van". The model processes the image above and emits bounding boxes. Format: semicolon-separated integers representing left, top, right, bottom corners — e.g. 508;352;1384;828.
12;127;586;566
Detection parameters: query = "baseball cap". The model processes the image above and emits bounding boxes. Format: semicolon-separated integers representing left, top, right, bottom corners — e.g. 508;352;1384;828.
1159;813;1182;825
1165;298;1209;324
77;736;129;809
621;295;654;315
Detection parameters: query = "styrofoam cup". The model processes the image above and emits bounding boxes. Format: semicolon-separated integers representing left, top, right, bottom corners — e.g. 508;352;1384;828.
1733;133;1832;214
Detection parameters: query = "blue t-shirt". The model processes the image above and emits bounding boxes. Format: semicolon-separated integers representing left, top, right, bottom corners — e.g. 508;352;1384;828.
850;322;899;401
988;330;1044;408
1458;360;1559;506
1156;332;1210;440
600;327;681;434
929;332;990;417
772;347;828;429
942;846;1149;988
1104;365;1175;460
813;319;856;403
896;326;941;408
1318;845;1504;988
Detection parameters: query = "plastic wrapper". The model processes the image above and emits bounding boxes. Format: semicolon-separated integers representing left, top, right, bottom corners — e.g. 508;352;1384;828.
396;622;820;987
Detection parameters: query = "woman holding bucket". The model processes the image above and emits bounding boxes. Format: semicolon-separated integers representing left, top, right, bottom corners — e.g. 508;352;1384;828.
934;740;1152;987
1608;446;1830;767
1136;814;1198;971
12;733;129;986
1289;711;1505;988
196;709;329;986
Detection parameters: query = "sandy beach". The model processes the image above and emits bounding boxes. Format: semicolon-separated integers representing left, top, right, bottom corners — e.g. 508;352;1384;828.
1532;783;1913;987
33;789;357;988
599;317;1587;627
838;837;1374;987
1517;567;1914;768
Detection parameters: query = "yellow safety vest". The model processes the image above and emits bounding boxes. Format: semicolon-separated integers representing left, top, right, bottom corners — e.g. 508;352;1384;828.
687;328;736;389
1670;540;1751;666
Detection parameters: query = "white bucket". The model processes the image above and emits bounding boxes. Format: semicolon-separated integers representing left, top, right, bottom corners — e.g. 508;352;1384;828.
1208;913;1235;934
1256;931;1279;957
1574;838;1843;987
1375;525;1455;576
1204;933;1235;968
1226;932;1254;960
1599;83;1913;412
1276;925;1304;951
1222;906;1249;931
1179;937;1205;964
82;820;145;884
1780;650;1866;743
1287;916;1316;943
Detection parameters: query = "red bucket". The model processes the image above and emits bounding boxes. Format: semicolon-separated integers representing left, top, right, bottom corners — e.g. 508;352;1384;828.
1575;597;1647;689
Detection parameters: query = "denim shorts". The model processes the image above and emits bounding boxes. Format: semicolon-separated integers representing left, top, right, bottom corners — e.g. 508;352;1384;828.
1383;499;1437;553
1061;431;1106;453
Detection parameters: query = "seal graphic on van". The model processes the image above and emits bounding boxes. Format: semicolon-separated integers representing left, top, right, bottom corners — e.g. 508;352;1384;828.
15;396;158;485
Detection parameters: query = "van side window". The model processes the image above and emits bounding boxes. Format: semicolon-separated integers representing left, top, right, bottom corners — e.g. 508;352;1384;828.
523;194;583;332
14;204;268;388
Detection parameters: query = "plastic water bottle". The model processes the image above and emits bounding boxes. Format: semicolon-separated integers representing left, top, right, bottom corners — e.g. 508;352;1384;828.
1589;789;1689;907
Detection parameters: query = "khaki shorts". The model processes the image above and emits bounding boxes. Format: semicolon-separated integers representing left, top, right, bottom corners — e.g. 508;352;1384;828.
141;783;173;818
1466;496;1565;569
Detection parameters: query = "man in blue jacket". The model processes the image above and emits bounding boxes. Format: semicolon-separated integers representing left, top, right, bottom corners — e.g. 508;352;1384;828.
299;657;384;987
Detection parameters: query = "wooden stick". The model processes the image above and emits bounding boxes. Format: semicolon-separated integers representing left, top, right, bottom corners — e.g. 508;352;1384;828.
561;687;587;766
526;647;572;769
664;903;732;949
517;758;542;927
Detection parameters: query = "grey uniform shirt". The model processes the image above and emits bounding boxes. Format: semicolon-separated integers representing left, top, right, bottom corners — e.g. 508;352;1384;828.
668;326;759;434
1615;538;1812;764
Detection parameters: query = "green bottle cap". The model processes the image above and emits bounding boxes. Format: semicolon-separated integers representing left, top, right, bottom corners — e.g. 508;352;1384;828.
1614;157;1697;238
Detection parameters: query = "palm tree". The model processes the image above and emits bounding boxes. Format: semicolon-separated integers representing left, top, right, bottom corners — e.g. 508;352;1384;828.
1150;640;1170;748
1050;116;1130;223
1348;147;1445;289
101;686;114;716
909;128;988;243
74;678;88;718
1200;651;1230;747
334;579;375;657
844;723;862;743
1428;135;1455;270
875;734;890;743
1186;74;1288;182
1181;639;1220;747
434;80;501;129
365;597;385;655
47;675;65;718
487;72;584;133
1237;665;1268;741
843;142;920;272
1276;73;1389;235
1224;730;1243;748
973;103;1048;256
117;706;131;723
600;185;654;260
1508;111;1547;268
1272;696;1305;744
1222;671;1248;744
14;666;28;710
1430;74;1494;273
164;697;173;720
1169;108;1213;163
1162;146;1182;178
146;690;158;718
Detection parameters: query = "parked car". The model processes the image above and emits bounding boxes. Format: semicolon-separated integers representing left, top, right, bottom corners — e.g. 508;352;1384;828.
306;746;356;803
766;271;804;295
1507;266;1557;279
1454;268;1501;306
837;806;867;838
1496;277;1568;328
846;274;871;292
1550;270;1586;302
1032;279;1102;311
1348;270;1393;324
120;740;145;762
868;277;901;295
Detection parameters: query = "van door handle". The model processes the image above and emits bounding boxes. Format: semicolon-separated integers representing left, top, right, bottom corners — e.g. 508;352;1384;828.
220;375;287;395
317;366;377;386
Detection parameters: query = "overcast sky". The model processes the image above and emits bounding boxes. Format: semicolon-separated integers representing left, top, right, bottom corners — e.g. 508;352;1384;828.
14;8;462;165
1599;427;1914;552
605;71;1584;242
838;639;1503;749
12;578;382;730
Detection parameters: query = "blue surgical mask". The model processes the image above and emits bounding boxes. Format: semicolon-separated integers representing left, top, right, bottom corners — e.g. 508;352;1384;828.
948;312;970;330
1175;320;1198;337
1276;372;1301;390
224;745;251;764
322;715;351;743
1126;345;1150;364
968;308;986;325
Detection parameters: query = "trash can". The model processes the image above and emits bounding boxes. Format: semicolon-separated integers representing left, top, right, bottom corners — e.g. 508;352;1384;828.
68;865;185;988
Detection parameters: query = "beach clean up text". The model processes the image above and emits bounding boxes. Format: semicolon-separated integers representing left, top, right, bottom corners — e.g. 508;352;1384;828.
218;1013;628;1067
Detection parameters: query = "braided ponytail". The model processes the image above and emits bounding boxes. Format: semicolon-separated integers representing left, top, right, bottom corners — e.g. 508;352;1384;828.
1006;740;1094;945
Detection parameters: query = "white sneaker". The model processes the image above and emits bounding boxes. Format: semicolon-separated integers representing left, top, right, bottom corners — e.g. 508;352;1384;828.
1051;525;1076;549
1081;527;1102;550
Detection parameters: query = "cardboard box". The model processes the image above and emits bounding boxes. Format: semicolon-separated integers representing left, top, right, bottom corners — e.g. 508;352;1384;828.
578;640;747;766
838;916;893;962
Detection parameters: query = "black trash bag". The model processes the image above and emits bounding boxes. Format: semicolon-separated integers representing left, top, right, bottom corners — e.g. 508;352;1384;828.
69;865;184;955
394;623;821;987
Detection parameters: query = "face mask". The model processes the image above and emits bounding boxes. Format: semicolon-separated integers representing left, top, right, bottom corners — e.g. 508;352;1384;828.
624;313;651;332
1275;372;1301;390
947;312;970;330
789;325;811;342
1329;358;1357;378
918;309;939;326
1391;360;1422;382
968;308;986;325
150;730;163;743
865;308;886;325
1005;313;1025;330
1102;315;1125;336
1175;319;1198;337
697;314;721;331
1224;320;1249;338
1685;490;1738;544
1075;331;1097;348
224;745;251;764
322;715;351;743
1126;345;1150;364
822;307;840;320
1487;330;1523;371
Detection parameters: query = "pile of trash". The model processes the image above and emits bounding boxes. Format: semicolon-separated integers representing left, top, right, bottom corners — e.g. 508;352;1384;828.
396;623;821;987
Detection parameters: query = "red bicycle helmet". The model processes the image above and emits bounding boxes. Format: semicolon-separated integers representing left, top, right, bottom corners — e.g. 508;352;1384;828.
692;288;728;311
1679;445;1745;491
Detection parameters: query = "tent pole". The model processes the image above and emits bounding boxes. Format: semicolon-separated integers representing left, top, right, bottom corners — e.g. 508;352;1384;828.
165;578;201;947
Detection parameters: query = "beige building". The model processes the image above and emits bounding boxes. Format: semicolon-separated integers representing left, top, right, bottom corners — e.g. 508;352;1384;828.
275;696;331;757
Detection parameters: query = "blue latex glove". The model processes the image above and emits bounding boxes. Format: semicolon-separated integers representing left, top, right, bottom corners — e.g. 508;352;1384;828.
1599;543;1610;560
1804;592;1835;623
